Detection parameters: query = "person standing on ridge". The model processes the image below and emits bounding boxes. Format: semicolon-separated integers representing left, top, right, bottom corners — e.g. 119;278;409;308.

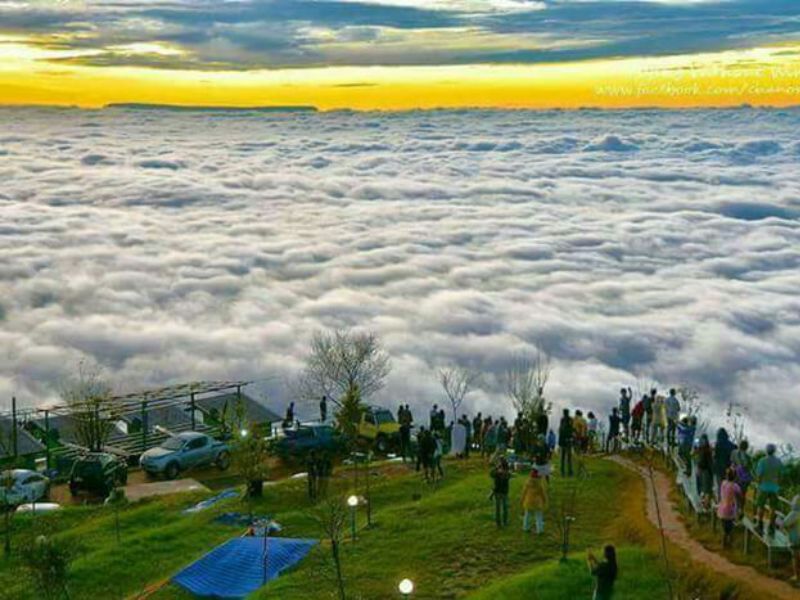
665;388;681;448
644;389;656;444
619;388;631;441
782;495;800;583
631;395;645;443
695;434;714;507
573;410;588;454
521;467;548;534
731;439;752;500
536;408;549;439
677;416;696;477
587;411;598;453
473;412;483;453
558;409;574;477
717;468;742;548
491;456;512;528
606;408;621;453
754;443;783;536
713;428;736;498
399;406;412;463
319;395;328;423
284;401;295;428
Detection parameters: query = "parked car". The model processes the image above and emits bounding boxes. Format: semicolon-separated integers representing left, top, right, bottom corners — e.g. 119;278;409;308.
139;431;230;480
0;469;50;505
69;453;128;497
270;424;345;460
358;406;400;453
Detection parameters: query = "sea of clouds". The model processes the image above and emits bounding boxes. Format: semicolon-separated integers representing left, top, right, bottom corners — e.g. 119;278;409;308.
1;107;799;446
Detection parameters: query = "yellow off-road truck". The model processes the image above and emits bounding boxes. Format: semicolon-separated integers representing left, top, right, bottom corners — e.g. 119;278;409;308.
358;405;400;453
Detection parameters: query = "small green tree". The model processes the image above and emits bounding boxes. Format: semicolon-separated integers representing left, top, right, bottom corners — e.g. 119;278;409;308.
335;385;364;449
22;535;72;600
218;395;247;439
234;426;270;517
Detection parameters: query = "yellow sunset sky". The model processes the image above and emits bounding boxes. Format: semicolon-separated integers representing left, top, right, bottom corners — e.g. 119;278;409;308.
2;1;800;110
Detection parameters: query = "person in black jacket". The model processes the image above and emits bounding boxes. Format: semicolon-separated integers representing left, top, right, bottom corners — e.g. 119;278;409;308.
588;545;618;600
491;457;511;527
536;407;549;438
558;409;574;477
319;396;327;423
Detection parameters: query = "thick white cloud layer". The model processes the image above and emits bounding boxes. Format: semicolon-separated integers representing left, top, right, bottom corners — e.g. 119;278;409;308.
1;106;799;446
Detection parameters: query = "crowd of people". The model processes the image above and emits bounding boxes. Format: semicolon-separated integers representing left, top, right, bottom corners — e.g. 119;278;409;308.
285;386;797;595
392;384;800;590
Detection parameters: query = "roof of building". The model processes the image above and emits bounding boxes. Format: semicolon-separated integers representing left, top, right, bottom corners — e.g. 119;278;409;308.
0;417;46;459
32;413;126;446
120;405;192;431
195;393;281;424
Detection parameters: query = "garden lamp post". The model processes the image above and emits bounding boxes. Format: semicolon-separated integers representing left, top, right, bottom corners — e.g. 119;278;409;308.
398;578;414;598
347;495;359;541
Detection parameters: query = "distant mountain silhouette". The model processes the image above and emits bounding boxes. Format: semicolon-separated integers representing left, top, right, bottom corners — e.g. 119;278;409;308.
106;103;317;112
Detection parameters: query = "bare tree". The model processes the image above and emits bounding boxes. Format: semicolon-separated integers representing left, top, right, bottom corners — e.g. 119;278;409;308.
309;496;349;600
678;385;708;437
725;398;749;445
551;455;588;562
61;362;116;452
438;366;481;422
107;487;128;544
504;349;551;419
296;329;391;408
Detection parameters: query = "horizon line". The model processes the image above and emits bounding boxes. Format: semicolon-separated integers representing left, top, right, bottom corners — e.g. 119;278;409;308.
2;102;799;114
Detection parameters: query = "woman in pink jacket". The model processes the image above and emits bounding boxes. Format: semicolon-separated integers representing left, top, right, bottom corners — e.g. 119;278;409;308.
717;467;743;548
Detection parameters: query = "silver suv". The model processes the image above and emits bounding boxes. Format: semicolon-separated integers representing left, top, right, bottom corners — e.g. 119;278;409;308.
140;432;230;479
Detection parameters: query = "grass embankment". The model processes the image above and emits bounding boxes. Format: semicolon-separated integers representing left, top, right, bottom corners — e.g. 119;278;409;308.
0;454;754;599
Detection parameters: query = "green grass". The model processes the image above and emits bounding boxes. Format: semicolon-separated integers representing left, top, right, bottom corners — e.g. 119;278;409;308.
0;456;682;599
467;547;669;600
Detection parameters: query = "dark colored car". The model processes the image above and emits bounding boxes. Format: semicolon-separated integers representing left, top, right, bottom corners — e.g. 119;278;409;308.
69;453;128;497
270;424;345;460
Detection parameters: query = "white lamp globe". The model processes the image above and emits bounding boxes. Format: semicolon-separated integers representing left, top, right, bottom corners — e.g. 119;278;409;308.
347;495;359;507
240;429;249;438
398;578;414;595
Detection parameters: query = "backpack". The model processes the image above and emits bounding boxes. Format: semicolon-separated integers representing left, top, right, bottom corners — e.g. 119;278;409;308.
735;463;752;485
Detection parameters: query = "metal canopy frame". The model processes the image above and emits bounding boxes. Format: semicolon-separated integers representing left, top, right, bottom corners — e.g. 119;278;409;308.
3;380;251;467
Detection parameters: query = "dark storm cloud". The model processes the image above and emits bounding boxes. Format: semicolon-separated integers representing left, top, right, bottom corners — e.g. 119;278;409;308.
2;1;800;69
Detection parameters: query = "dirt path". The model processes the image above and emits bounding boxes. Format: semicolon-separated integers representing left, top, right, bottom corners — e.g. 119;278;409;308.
607;455;797;600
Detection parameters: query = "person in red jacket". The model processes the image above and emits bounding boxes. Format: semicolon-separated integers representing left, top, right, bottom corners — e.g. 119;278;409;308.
631;396;645;443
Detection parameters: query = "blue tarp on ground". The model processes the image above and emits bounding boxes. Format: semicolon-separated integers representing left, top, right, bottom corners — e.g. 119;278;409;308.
182;489;239;514
172;537;317;598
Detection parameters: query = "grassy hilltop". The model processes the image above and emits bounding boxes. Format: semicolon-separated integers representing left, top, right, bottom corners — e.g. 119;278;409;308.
0;456;742;599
